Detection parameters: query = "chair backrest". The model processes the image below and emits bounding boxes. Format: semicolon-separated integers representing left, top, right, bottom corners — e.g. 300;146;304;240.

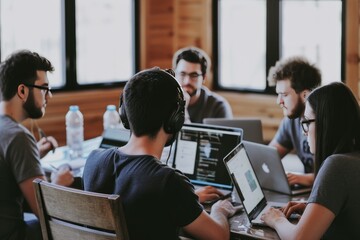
33;179;129;240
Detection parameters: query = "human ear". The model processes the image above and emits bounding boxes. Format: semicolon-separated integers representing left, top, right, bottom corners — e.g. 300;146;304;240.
17;84;28;101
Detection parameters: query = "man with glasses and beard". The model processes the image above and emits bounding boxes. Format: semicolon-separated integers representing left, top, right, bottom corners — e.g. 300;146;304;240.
173;47;233;123
0;50;74;239
268;57;321;188
172;47;233;203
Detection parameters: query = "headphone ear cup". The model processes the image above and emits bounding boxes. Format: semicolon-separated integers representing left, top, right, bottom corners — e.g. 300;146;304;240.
164;89;185;134
119;94;130;130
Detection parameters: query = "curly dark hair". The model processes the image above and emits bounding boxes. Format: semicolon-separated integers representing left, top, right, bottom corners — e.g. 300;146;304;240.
270;57;321;93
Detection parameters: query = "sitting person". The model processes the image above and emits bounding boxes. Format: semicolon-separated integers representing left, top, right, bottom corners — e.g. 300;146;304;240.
268;57;321;187
261;82;360;238
173;46;233;123
83;67;238;240
0;50;74;239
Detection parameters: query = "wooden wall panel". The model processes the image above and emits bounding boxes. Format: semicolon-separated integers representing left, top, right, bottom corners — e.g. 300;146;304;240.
140;0;175;69
23;88;122;146
22;0;360;147
346;0;360;99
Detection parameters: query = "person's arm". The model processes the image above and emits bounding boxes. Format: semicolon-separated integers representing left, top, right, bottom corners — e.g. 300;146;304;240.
195;186;224;203
286;172;314;186
19;175;47;217
183;200;236;240
50;165;74;186
261;203;335;240
269;139;290;158
37;136;58;158
19;165;74;218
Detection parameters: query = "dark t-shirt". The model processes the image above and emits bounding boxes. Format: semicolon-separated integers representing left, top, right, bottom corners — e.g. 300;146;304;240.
188;86;233;123
274;117;314;173
308;152;360;239
83;148;203;240
0;115;44;239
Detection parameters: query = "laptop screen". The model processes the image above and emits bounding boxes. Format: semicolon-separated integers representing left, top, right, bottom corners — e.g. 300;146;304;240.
173;123;242;190
223;143;267;218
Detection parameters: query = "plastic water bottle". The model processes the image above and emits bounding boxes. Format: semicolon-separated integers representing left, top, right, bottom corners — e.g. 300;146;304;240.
103;105;120;131
66;105;84;159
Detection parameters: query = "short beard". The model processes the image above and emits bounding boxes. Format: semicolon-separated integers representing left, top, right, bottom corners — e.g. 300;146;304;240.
23;90;44;119
184;85;197;97
287;95;305;119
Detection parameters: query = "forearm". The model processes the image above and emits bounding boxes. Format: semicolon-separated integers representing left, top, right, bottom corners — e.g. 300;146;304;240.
273;217;297;240
298;173;314;186
210;211;230;239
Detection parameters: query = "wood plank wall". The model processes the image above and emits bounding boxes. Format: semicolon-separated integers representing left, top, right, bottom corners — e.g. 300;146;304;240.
23;88;122;146
24;0;360;146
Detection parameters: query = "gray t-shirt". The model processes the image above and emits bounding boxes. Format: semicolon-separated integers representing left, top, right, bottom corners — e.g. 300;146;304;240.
274;117;314;173
0;115;44;238
188;86;233;123
308;152;360;239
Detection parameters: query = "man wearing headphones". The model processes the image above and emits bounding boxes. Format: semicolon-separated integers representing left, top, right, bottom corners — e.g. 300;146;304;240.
173;47;233;123
83;68;237;240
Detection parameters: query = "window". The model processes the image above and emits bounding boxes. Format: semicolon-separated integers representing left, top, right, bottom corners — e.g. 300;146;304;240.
214;0;344;93
0;0;137;90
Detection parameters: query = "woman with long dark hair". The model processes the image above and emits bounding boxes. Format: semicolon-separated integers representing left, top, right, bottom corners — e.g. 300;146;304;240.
261;82;360;239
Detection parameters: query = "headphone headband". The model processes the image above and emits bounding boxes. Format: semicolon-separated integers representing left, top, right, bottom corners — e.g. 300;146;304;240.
119;67;185;134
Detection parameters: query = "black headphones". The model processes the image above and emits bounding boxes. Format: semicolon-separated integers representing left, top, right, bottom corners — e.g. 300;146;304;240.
119;68;185;135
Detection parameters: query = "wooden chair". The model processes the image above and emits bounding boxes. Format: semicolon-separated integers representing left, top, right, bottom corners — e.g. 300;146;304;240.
33;179;129;240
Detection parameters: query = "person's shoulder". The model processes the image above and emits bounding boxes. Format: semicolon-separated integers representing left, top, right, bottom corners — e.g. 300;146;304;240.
202;86;228;103
326;152;360;166
87;147;118;163
280;116;301;127
0;116;26;134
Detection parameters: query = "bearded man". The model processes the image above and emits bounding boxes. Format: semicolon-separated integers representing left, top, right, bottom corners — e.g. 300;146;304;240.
173;47;233;123
268;57;321;187
0;50;74;239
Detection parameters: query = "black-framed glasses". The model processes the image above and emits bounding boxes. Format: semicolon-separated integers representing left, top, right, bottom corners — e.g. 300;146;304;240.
25;84;51;95
301;119;316;133
176;71;203;81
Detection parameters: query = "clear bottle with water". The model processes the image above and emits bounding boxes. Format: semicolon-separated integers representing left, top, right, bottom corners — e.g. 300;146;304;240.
103;105;120;131
66;105;84;159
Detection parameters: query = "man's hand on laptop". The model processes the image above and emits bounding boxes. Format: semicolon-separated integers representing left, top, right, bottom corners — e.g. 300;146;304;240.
195;186;224;203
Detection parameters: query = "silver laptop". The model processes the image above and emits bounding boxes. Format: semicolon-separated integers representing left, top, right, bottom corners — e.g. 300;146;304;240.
203;118;263;144
223;142;286;226
243;141;311;195
172;123;243;197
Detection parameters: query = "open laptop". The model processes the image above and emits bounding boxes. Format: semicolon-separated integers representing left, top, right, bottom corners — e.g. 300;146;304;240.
99;128;131;149
243;141;311;195
223;142;288;226
172;123;243;198
203;118;263;144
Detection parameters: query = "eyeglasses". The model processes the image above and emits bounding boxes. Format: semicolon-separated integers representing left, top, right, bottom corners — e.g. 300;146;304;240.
301;119;315;133
25;84;51;96
176;72;203;81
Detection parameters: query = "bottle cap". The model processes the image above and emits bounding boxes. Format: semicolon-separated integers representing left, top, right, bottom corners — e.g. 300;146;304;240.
69;105;79;111
106;105;116;111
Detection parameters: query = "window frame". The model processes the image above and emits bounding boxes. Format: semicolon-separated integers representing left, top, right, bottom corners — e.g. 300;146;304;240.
212;0;345;94
0;0;140;93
